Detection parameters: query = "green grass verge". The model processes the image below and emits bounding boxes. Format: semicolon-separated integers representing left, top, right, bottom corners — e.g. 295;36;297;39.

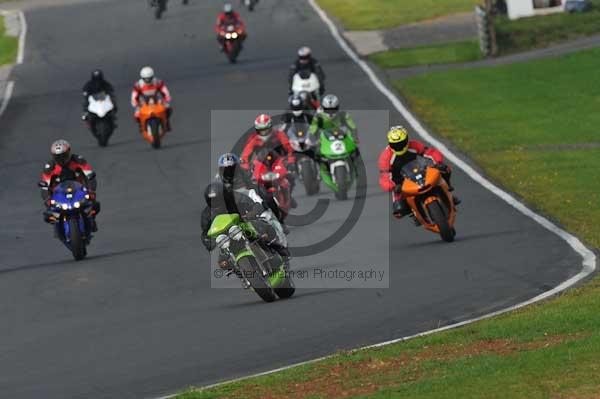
315;0;480;30
0;15;18;66
496;0;600;54
369;40;482;69
174;43;599;399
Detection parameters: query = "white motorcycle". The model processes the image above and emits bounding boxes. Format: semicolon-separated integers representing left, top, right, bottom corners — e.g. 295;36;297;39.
86;92;115;147
291;70;321;111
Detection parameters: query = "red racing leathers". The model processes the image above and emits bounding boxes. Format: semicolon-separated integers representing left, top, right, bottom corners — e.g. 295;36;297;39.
215;11;246;35
241;130;296;172
130;78;172;119
378;140;446;204
40;154;96;202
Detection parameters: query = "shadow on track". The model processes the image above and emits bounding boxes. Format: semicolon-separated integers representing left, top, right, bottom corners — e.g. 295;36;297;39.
0;246;165;275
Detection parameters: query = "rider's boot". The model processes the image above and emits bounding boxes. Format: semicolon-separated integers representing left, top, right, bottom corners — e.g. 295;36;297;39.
392;199;411;219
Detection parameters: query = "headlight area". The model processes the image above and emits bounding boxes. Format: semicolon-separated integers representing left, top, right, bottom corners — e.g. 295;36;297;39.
216;234;230;250
228;225;244;241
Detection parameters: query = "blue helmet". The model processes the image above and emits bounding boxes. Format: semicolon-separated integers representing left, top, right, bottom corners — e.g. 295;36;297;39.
218;153;240;184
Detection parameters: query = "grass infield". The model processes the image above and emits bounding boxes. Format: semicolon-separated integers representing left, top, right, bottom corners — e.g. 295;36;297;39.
0;15;18;66
315;0;480;31
369;40;482;69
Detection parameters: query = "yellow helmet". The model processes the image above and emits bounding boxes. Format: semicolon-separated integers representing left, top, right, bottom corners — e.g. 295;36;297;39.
387;125;409;155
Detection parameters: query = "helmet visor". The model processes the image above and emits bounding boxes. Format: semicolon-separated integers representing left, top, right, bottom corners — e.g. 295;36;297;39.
390;138;409;153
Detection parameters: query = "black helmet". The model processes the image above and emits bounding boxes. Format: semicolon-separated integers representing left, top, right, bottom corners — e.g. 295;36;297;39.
91;69;104;82
288;95;304;117
204;181;226;209
218;152;241;185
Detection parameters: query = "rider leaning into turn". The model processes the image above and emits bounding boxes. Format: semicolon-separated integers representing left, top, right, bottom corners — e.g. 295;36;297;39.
201;181;290;271
39;140;100;230
378;126;460;219
288;46;326;96
82;69;117;121
215;3;247;51
130;66;173;130
309;94;358;144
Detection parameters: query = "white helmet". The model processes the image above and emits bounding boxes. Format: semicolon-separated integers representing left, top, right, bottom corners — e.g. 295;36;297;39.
140;66;155;83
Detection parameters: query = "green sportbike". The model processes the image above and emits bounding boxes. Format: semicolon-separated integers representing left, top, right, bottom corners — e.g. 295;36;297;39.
318;127;359;200
207;213;295;302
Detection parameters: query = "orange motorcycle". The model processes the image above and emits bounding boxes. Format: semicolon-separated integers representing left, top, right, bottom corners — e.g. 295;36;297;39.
138;95;168;149
398;157;457;242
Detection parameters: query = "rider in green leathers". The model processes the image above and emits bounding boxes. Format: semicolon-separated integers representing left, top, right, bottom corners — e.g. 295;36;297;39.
309;94;359;145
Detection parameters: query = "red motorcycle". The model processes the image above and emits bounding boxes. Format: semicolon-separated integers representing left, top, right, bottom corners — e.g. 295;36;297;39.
252;151;293;221
218;24;245;63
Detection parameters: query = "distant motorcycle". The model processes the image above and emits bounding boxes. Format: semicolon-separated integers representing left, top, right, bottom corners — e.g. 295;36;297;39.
45;181;96;260
218;24;245;63
241;0;258;11
397;156;457;242
317;126;359;200
291;69;321;110
148;0;167;19
138;94;169;149
85;92;115;147
284;120;320;196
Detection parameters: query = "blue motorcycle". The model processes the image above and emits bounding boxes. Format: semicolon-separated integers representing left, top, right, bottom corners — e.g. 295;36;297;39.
47;181;95;260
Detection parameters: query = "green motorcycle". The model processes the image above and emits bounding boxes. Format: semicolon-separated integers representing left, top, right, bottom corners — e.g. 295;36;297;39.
318;127;359;200
207;213;295;302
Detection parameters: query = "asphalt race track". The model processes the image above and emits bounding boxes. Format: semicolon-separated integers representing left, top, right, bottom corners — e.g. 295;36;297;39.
0;0;583;398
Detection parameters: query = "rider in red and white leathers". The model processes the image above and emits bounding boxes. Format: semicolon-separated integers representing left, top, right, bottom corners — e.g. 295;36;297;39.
241;114;297;208
130;66;172;130
378;126;458;218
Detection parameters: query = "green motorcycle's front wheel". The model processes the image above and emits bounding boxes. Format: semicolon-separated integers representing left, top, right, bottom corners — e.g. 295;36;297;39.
238;256;276;302
334;165;348;200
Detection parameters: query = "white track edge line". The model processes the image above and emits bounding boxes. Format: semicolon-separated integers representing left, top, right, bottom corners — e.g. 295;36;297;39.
17;10;27;65
0;9;26;119
151;1;596;398
0;80;14;117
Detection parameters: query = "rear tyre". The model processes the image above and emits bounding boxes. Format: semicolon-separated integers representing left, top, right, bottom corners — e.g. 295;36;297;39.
334;165;348;200
227;41;240;63
69;218;87;260
237;257;276;303
428;201;454;242
274;276;295;299
149;118;161;149
301;158;319;196
95;119;112;147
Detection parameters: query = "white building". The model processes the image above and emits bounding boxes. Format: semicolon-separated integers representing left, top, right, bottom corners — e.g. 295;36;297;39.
506;0;565;20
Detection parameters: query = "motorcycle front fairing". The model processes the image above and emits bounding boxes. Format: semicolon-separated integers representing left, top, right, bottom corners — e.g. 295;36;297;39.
87;93;114;118
50;181;93;247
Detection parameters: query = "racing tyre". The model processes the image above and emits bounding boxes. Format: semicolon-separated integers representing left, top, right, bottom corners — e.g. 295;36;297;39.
95;119;112;147
238;257;276;302
428;201;454;242
274;276;295;299
300;158;319;196
69;218;87;260
334;165;348;200
149;118;161;149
